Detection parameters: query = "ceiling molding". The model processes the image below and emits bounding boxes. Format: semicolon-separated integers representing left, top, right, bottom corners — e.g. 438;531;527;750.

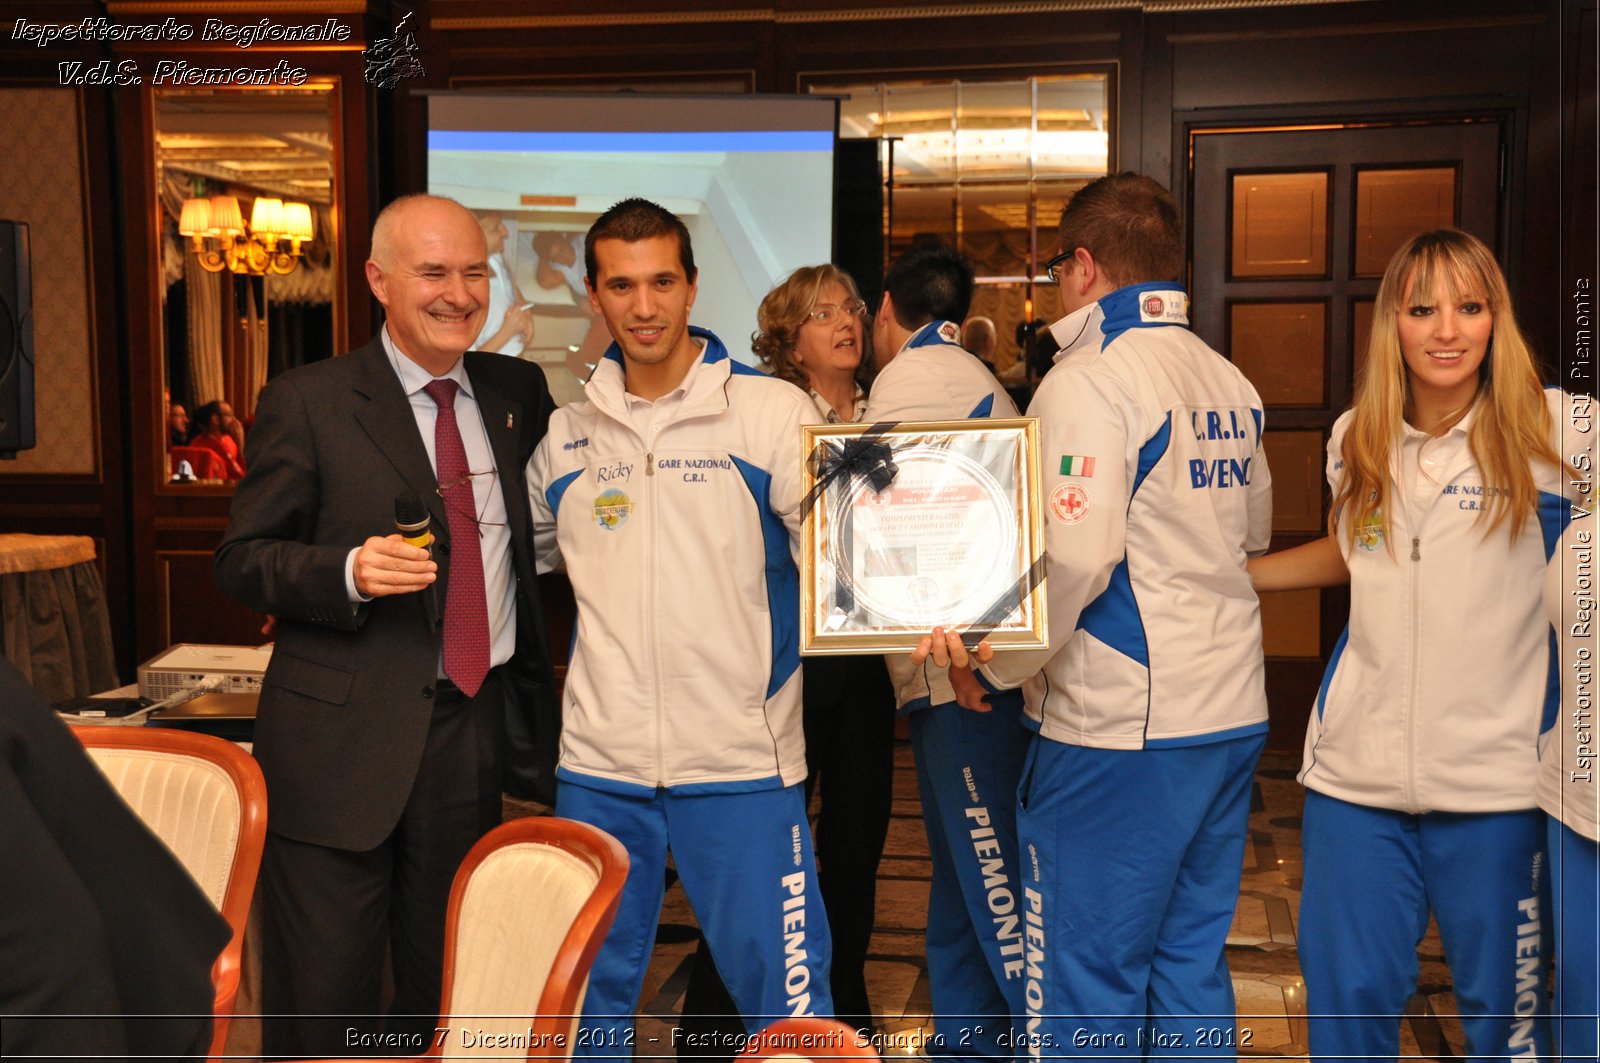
107;1;365;14
1143;0;1372;10
776;1;1133;21
431;0;1378;31
432;8;772;30
1167;11;1543;41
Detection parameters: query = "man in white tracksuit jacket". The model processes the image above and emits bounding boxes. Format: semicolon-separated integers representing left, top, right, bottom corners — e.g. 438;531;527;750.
862;244;1029;1062
528;200;831;1054
973;173;1272;1059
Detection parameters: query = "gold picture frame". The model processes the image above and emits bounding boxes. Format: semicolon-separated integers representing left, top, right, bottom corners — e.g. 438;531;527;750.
800;417;1047;654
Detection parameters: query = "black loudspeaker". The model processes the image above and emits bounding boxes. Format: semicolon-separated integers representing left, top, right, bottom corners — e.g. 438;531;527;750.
834;139;885;307
0;220;35;459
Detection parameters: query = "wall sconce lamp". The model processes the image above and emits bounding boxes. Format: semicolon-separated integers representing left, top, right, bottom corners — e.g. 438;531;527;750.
179;194;315;276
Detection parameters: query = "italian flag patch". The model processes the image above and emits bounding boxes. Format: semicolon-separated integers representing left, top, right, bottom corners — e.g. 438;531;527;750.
1059;455;1096;477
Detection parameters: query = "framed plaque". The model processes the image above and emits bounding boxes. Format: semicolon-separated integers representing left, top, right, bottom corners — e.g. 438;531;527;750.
800;417;1047;654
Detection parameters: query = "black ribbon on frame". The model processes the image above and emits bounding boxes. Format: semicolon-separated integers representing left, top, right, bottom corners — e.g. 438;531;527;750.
801;421;903;519
802;421;1045;646
959;554;1048;649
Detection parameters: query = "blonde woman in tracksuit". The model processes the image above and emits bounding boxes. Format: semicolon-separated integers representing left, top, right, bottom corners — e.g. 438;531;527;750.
1250;229;1574;1062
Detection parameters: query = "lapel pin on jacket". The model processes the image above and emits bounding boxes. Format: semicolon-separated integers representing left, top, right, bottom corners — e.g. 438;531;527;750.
506;413;514;429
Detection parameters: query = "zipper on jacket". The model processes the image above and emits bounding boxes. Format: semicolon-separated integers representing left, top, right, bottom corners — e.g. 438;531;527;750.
648;448;665;785
1405;536;1422;811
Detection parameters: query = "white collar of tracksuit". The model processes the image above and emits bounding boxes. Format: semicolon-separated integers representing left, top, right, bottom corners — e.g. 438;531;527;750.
582;327;732;427
1048;282;1191;362
897;318;964;356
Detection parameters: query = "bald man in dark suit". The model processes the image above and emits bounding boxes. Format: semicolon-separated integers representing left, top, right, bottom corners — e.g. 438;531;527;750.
216;194;557;1057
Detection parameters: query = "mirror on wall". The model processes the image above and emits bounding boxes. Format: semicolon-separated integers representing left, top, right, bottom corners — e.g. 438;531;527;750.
153;81;342;486
813;72;1111;390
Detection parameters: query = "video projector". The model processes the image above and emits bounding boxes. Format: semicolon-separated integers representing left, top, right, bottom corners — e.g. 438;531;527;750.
137;643;274;700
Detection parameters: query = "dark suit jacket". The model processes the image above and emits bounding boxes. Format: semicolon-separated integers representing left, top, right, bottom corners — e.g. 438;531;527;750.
215;339;557;851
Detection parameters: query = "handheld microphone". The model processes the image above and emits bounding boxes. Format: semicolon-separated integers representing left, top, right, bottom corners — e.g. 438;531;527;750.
395;491;434;549
396;491;441;630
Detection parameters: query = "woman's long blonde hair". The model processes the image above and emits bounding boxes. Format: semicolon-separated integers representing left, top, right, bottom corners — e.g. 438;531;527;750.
1333;228;1561;544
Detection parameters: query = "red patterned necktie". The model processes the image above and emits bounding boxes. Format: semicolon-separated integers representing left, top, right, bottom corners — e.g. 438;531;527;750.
423;379;490;697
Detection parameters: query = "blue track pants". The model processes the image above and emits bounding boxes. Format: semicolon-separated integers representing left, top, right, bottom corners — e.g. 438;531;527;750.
1014;731;1264;1062
1299;791;1550;1063
911;692;1030;1061
556;781;834;1057
1550;817;1599;1063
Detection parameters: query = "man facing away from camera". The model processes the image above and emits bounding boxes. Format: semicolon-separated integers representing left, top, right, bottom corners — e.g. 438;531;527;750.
864;244;1029;1063
925;173;1272;1059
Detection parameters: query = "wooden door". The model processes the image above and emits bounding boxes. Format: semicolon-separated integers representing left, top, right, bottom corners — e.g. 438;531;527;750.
1187;116;1506;749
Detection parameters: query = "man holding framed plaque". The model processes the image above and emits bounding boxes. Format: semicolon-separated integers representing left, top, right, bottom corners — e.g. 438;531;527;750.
967;174;1272;1054
860;245;1031;1061
527;199;832;1052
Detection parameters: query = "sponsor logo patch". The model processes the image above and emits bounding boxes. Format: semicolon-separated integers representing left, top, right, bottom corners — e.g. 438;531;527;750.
1356;512;1384;552
1049;483;1089;524
1137;289;1190;325
938;321;961;343
593;487;632;530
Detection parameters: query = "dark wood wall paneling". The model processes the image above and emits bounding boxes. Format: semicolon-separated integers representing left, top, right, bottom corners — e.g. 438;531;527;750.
0;3;133;674
0;0;1585;687
414;2;1140;166
1143;0;1574;744
1155;0;1564;368
1562;0;1598;400
0;1;386;674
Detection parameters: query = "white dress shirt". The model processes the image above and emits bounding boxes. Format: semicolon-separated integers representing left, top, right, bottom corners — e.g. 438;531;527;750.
342;327;516;674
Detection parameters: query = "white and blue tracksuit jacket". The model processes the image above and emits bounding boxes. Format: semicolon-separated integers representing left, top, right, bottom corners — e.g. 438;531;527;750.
982;283;1273;747
528;327;815;793
1305;389;1576;813
864;319;1020;711
865;319;1017;424
1542;505;1598;1063
1541;513;1599;841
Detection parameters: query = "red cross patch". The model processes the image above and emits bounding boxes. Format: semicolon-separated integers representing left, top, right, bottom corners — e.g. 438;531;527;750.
1050;483;1090;524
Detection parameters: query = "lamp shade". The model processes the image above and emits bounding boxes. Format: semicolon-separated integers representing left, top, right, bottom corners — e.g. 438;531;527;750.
208;195;244;235
282;201;314;241
250;197;285;237
178;197;212;237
